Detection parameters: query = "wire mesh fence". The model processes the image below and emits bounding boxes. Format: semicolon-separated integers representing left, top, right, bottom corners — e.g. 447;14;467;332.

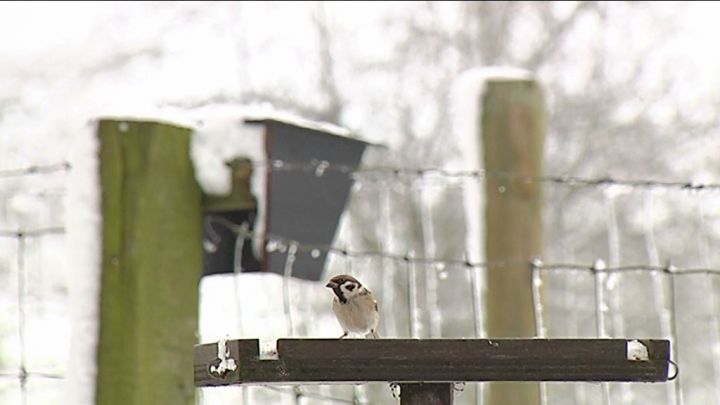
1;160;719;404
197;159;720;405
0;163;70;405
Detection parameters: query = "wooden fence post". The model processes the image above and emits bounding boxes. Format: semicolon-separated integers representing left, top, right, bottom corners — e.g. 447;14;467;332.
482;78;546;405
96;119;202;405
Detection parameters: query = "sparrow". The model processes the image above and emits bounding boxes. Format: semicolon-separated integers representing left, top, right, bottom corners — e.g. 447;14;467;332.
326;274;380;339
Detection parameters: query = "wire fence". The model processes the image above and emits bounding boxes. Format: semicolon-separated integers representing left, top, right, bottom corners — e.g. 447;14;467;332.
0;228;66;405
0;162;72;179
0;162;70;405
199;159;719;405
2;160;719;404
205;224;705;404
241;159;720;191
209;215;720;274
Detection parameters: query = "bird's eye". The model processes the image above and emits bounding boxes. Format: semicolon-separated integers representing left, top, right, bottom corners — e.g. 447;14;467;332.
345;283;356;291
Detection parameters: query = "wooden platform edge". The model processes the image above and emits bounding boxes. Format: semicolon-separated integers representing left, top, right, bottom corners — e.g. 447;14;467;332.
194;338;671;387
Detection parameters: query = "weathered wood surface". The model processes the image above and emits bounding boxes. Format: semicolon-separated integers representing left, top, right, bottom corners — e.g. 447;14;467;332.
194;338;671;387
482;77;546;405
97;119;202;405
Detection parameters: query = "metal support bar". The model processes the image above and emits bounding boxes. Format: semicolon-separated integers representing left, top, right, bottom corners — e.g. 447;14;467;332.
400;383;453;405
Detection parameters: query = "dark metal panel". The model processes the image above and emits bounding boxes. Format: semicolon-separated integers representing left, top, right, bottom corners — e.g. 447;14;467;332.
261;120;369;281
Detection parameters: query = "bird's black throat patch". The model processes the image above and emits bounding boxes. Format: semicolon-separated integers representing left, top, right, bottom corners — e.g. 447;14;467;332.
332;286;347;304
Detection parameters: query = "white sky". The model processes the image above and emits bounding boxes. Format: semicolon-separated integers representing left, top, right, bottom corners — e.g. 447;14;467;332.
1;2;718;156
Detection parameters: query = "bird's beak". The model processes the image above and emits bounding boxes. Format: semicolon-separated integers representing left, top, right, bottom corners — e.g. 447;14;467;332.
326;281;337;288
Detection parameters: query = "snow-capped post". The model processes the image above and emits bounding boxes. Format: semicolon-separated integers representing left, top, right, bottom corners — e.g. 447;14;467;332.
481;75;545;405
96;119;202;405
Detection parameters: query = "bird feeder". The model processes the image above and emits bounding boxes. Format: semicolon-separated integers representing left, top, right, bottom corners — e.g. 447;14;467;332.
202;118;371;281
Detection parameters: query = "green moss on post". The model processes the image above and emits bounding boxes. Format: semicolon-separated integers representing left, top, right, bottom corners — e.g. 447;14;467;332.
482;79;545;405
97;119;202;405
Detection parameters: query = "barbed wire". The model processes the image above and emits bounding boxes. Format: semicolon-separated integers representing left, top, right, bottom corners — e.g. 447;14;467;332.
535;262;720;275
243;159;720;191
1;159;716;192
0;162;71;178
206;216;720;275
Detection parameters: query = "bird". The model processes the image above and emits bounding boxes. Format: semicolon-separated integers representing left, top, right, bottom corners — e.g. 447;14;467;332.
325;274;380;339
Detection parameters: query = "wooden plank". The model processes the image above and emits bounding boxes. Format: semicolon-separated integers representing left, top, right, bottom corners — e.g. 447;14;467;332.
400;383;453;405
97;119;203;405
194;339;670;386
